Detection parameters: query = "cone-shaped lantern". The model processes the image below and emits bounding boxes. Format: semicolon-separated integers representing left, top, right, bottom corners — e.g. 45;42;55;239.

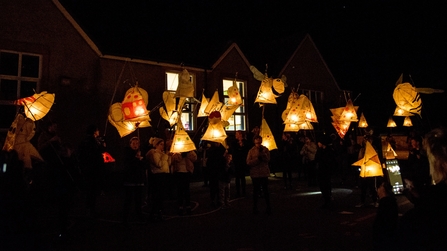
403;116;413;127
204;90;222;114
197;93;209;117
170;120;196;153
352;141;383;177
284;123;299;132
387;117;397;128
384;143;398;159
260;118;277;150
201;111;227;145
340;99;358;122
15;91;55;121
358;113;368;128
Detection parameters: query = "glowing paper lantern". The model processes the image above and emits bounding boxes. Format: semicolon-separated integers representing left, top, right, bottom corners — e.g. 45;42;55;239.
352;141;383;177
107;86;151;137
393;106;414;117
159;91;186;127
403;116;413;127
227;80;242;106
14;91;55;121
339;99;358;122
204;90;222;114
170;120;197;153
175;69;194;98
201;111;227;144
102;152;116;163
122;85;149;122
384;143;398;159
197;93;209;117
358;113;368;128
260;118;277;150
387;117;397;128
393;83;422;117
284;123;299;132
250;66;285;105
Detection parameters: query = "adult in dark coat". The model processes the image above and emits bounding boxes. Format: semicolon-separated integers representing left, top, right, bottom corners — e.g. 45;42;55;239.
206;141;227;207
122;137;146;223
229;130;250;197
315;135;335;209
77;124;105;218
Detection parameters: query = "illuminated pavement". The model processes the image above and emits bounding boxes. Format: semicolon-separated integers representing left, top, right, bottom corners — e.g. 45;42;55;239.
3;173;412;251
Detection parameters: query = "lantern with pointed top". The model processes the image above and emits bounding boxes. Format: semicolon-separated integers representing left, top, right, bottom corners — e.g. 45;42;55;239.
170;120;196;153
387;117;397;128
121;84;149;122
352;141;383;177
358;113;368;128
197;93;209;117
260;118;277;150
201;111;227;145
403;116;413;127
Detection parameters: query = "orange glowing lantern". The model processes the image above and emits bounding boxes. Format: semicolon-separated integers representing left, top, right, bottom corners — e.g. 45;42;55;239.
403;116;413;127
260;118;277;150
122;84;149;122
102;152;116;163
352;141;383;177
387;117;397;128
14;91;55;121
358;113;368;128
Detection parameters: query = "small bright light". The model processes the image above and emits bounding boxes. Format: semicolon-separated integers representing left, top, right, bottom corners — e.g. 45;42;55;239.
305;112;312;119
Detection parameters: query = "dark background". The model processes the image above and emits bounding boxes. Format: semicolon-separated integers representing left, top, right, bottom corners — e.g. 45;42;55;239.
59;0;447;133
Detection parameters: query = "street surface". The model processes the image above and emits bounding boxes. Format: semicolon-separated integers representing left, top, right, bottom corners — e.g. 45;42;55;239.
2;173;412;251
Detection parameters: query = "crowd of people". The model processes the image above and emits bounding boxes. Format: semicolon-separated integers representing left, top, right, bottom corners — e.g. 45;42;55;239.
2;118;447;250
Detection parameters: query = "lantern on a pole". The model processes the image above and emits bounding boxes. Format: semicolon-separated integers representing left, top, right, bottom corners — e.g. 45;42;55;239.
403;116;413;127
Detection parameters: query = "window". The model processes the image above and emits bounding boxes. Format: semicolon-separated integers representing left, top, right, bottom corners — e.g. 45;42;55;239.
299;89;323;105
0;50;41;129
165;71;195;131
222;79;246;131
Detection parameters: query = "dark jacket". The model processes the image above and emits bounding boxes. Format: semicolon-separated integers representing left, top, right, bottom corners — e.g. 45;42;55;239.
77;135;104;178
123;147;146;186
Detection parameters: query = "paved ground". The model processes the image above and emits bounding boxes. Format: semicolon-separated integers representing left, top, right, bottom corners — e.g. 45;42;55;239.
1;172;412;251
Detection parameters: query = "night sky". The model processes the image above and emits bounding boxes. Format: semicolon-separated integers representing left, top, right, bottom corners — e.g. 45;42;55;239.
59;0;447;132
